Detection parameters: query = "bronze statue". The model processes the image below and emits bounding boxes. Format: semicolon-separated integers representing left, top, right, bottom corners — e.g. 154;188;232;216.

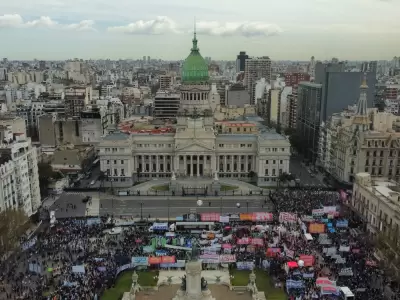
189;238;201;261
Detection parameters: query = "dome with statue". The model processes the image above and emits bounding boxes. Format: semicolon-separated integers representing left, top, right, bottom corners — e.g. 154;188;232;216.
181;31;209;84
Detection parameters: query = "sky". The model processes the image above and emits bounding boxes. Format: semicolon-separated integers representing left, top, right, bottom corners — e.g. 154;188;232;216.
0;0;399;61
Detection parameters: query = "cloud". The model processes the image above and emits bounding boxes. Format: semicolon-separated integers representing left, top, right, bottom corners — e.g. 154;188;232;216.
0;14;95;31
196;21;282;37
107;16;181;35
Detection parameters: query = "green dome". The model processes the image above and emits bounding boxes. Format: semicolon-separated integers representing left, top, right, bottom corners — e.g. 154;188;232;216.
181;34;209;83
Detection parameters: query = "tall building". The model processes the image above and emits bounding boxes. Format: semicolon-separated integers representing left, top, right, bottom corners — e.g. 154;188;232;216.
318;76;400;184
64;86;91;118
0;68;7;81
244;57;272;104
236;51;249;73
314;62;376;122
0;125;40;216
154;91;180;119
286;86;298;130
284;72;311;87
159;75;173;90
296;82;323;162
225;83;250;107
361;61;377;73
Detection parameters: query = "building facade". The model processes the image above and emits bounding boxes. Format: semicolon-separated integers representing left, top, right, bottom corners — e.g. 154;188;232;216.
154;91;180;119
98;34;290;188
244;57;272;104
0;126;40;216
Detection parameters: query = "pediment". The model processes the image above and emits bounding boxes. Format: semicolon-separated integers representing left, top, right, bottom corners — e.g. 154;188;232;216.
176;141;214;152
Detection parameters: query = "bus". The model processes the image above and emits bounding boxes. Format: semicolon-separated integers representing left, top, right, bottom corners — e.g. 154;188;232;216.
175;222;214;232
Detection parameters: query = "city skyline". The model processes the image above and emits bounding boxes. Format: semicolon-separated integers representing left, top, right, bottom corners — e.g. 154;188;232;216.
0;0;399;60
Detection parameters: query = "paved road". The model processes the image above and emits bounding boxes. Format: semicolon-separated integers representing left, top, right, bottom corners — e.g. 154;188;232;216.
98;196;274;218
289;156;326;186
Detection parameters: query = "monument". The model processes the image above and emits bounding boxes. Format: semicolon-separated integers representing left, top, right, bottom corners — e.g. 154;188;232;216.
173;239;215;300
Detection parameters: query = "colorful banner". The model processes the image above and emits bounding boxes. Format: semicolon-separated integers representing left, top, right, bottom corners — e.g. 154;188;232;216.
323;206;337;214
131;257;149;266
161;256;176;264
253;212;273;221
286;249;295;258
240;213;253;221
266;248;281;257
148;257;162;264
279;212;297;223
237;237;252;244
336;220;349;228
299;255;315;266
219;254;236;263
312;209;325;216
236;261;254;270
309;223;326;233
251;238;264;246
201;213;220;222
219;216;230;223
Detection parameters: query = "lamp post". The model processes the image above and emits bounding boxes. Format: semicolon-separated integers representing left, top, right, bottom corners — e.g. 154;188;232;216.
167;197;170;223
197;199;203;221
140;202;143;220
236;202;241;212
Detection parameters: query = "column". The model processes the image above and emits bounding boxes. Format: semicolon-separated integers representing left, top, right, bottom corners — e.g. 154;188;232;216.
238;155;241;173
197;155;200;177
224;155;227;172
149;156;152;173
245;156;248;172
184;155;187;176
164;155;166;173
211;155;216;176
231;155;234;173
156;155;159;173
190;155;193;177
141;156;145;173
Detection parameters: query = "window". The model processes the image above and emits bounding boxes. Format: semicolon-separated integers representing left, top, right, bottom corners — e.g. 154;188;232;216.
281;148;285;152
105;148;110;152
273;160;276;164
273;148;277;152
121;160;124;164
265;160;269;164
121;169;125;176
247;144;252;148
107;160;110;164
240;144;246;148
219;144;224;148
114;160;117;164
265;169;269;175
272;169;276;176
280;160;283;164
279;169;282;175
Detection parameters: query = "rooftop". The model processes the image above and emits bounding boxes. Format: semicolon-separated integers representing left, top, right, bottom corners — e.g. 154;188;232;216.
103;132;130;141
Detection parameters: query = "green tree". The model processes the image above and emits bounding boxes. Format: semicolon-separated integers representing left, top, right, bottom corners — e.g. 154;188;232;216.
0;208;29;259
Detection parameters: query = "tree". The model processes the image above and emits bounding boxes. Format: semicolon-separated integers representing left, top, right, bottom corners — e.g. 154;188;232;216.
0;209;29;259
248;171;256;183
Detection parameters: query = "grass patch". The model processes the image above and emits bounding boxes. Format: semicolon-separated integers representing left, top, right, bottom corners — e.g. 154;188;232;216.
220;185;238;191
101;270;158;300
151;185;169;191
230;269;287;300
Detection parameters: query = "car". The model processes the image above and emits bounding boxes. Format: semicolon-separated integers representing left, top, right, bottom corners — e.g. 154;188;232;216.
90;180;96;185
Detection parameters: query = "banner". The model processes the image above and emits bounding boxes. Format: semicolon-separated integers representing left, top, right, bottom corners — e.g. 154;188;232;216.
148;257;162;264
152;223;168;230
286;279;304;289
143;246;154;253
339;268;353;276
200;254;219;260
279;212;297;223
21;236;37;251
72;265;85;274
312;209;324;216
201;213;220;222
302;215;314;222
299;255;315;266
28;263;42;274
323;206;337;214
219;216;229;223
321;286;340;296
161;256;176;264
303;272;315;279
339;245;350;252
286;250;294;258
160;260;185;268
240;213;253;221
155;250;168;256
266;248;281;257
316;277;336;286
335;257;346;264
253;212;273;221
309;223;326;233
336;220;348;228
236;261;254;270
251;238;264;246
132;257;149;266
164;244;191;251
219;254;236;263
237;237;251;245
115;263;134;276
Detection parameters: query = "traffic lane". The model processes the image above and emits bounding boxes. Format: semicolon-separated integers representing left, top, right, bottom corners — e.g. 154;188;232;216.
98;198;273;209
50;194;87;218
290;158;322;185
98;206;273;218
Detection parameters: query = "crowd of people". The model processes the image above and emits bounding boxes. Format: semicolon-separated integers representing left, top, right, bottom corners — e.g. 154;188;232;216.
0;188;399;300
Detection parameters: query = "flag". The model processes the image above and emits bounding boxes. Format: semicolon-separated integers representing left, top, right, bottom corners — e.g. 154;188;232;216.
279;212;297;223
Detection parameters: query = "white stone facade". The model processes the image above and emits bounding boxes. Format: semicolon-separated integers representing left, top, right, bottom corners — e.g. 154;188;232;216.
98;117;291;187
0;132;41;216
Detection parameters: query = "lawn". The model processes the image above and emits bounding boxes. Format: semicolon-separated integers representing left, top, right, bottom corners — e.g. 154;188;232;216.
101;270;158;300
230;269;287;300
151;185;169;191
220;185;238;191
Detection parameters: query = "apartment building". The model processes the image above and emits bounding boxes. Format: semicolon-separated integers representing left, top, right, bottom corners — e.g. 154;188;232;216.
244;57;272;104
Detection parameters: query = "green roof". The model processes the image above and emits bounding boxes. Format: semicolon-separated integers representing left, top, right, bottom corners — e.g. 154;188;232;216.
181;33;209;84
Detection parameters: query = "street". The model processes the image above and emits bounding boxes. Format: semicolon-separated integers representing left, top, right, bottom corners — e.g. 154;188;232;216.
289;156;326;186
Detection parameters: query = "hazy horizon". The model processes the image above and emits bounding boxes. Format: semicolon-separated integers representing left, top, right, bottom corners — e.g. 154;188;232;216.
1;0;399;61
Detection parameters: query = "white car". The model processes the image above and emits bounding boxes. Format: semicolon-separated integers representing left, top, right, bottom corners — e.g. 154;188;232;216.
90;180;96;185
